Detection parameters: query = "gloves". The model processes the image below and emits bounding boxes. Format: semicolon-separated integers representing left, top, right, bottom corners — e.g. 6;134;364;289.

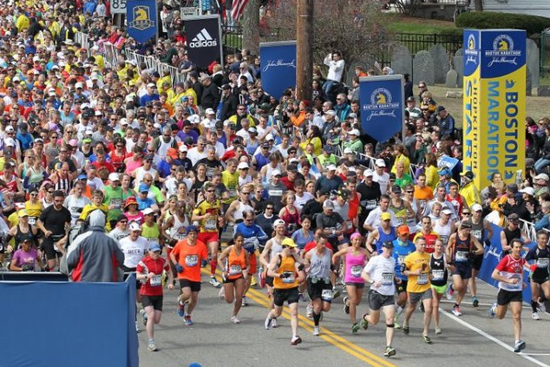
201;259;208;267
297;264;305;271
280;272;292;279
175;264;184;273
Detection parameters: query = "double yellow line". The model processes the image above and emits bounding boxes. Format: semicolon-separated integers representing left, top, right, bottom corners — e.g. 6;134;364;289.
202;269;398;367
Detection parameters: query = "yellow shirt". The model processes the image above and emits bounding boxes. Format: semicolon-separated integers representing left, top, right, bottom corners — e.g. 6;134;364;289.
221;170;239;204
273;254;299;289
425;165;439;191
79;203;111;231
391;154;411;176
299;137;322;157
25;200;42;218
193;199;221;233
404;251;431;293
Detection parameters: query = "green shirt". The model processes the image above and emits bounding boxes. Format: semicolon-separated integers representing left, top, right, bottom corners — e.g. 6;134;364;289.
103;185;124;221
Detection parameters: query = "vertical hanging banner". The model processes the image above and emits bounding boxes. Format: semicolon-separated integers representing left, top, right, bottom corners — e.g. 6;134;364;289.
126;0;158;44
259;41;297;100
463;29;526;189
359;75;404;143
184;15;223;69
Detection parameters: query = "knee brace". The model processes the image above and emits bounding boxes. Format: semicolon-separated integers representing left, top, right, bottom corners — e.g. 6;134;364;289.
386;323;395;328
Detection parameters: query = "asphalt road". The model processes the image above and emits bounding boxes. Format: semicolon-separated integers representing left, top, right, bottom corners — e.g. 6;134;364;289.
137;270;550;367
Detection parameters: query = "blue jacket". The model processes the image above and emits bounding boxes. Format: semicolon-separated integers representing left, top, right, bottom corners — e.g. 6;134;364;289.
234;222;268;254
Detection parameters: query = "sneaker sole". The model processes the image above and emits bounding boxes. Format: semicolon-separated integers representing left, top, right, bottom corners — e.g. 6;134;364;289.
514;342;526;353
290;337;302;345
384;349;396;357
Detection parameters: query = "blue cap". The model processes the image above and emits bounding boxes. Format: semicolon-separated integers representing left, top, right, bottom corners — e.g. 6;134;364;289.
439;168;452;176
148;242;161;252
139;183;149;193
78;173;87;180
186;225;198;234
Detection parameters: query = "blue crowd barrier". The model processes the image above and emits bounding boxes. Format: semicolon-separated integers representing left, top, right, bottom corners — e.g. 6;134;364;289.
0;274;138;367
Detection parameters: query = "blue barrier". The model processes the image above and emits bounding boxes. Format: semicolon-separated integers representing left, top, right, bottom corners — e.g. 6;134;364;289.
478;224;534;302
0;274;138;367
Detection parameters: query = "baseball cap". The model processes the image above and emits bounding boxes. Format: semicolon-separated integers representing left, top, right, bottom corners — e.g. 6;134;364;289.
108;173;120;182
348;129;360;136
380;212;391;221
323;145;333;153
147;83;156;88
186;225;199;234
265;134;274;141
18;209;29;218
507;184;519;193
534;173;549;181
508;213;520;222
375;159;386;167
142;207;155;216
237;162;249;170
272;169;282;177
471;204;483;212
442;208;453;215
461;171;474;180
323;200;335;209
439;168;452;176
364;169;374;177
129;222;142;231
166;147;178;159
139;183;149;193
281;238;297;248
273;219;286;228
179;144;188;152
148;242;162;252
325;110;336;116
519;187;535;196
326;164;337;171
461;221;472;229
343;148;353;154
382;241;394;249
391;185;402;194
397;225;410;235
205;108;215;115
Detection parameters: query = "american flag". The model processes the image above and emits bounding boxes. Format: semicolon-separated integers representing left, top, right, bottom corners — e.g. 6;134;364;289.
231;0;250;22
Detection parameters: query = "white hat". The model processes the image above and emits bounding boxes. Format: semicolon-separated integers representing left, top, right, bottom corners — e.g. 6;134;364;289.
85;128;93;135
237;162;249;170
189;114;200;124
5;126;14;133
205;108;215;115
365;169;374;177
75;82;83;89
51;65;59;70
248;127;257;133
442;208;453;215
325;110;336;116
153;122;162;129
534;173;549;181
129;222;142;231
265;134;274;141
95;110;103;116
273;219;286;227
12;76;20;82
272;169;282;177
326;164;337;171
471;203;483;212
120;118;128;126
33;70;39;75
519;187;535;196
343;148;353;154
349;129;360;136
91;45;99;51
323;200;335;209
108;173;120;182
179;144;188;152
375;158;386;167
142;208;155;216
4;137;15;147
147;83;156;88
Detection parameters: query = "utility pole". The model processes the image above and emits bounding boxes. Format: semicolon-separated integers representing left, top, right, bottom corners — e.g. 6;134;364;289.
296;0;313;101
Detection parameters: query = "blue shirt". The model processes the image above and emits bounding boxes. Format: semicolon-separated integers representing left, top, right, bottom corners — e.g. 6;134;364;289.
291;229;315;250
234;222;268;254
392;239;416;280
136;196;155;211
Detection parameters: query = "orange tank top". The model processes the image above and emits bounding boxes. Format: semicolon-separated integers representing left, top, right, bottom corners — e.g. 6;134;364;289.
226;246;246;280
273;254;298;289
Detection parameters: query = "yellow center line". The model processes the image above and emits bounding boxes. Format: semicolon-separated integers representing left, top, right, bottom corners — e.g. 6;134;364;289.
201;269;398;367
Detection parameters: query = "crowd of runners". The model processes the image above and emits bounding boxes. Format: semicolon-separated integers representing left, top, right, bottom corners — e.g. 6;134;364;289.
0;0;549;358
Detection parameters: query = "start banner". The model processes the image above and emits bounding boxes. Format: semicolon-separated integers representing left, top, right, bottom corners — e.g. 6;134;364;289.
463;29;526;189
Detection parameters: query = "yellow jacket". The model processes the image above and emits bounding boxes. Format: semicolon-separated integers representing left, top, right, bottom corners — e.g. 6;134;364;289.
79;204;111;231
391;154;411;176
459;181;481;207
16;15;29;32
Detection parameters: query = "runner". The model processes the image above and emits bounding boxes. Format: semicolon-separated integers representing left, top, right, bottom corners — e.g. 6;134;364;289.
445;221;484;316
488;239;528;353
304;235;333;336
332;232;367;333
136;242;174;352
170;225;209;326
192;182;224;288
360;240;397;357
391;225;416;329
525;231;550;320
265;238;306;346
366;212;397;255
402;236;433;344
430;239;449;334
468;203;493;307
217;233;250;324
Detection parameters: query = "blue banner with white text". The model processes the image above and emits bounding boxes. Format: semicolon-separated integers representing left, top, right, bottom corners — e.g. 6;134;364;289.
260;41;297;100
127;0;158;44
359;75;404;142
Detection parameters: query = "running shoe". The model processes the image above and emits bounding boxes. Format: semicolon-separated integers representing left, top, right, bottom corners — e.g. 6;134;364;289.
272;318;279;328
360;314;369;330
538;301;546;313
177;301;185;317
306;303;313;319
384;346;396;357
313;326;320;336
488;302;497;318
231;316;241;324
435;327;442;335
422;335;432;344
472;296;479;308
452;305;463;317
209;276;221;288
402;325;410;335
242;296;249;307
184;315;194;326
446;286;454;300
514;340;526;353
265;316;272;330
250;275;257;287
352;323;360;333
332;288;341;300
219;287;225;300
147;342;157;352
343;296;350;314
140;309;148;326
299;293;307;302
290;336;302;345
532;312;541;320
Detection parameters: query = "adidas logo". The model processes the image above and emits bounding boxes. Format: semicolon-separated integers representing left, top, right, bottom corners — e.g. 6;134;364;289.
189;28;218;48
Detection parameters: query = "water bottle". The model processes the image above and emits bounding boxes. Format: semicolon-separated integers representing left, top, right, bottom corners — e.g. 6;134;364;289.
515;170;522;186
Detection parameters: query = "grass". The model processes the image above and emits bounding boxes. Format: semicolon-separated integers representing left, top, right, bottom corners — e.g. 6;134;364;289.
384;14;458;34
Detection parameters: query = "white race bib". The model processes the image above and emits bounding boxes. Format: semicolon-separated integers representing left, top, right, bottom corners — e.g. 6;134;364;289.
150;274;162;287
455;251;468;262
432;269;445;281
282;272;295;283
417;273;429;285
350;265;363;277
537;258;549;268
229;265;242;275
381;272;394;286
204;218;217;230
321;289;333;301
28;217;36;225
185;255;198;267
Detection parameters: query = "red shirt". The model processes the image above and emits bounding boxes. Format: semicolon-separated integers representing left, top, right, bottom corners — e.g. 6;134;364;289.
91;160;116;173
137;255;170;296
280;176;295;191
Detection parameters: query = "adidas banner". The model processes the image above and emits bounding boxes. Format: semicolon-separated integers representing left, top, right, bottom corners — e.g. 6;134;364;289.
259;41;297;100
359;75;404;142
184;15;223;69
126;0;158;44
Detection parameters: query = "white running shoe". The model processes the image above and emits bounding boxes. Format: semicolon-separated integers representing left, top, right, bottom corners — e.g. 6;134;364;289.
532;312;541;320
147;342;157;352
514;340;526;353
242;296;249;307
210;276;221;288
231;316;241;324
272;318;279;328
265;316;272;330
218;287;225;300
313;326;320;336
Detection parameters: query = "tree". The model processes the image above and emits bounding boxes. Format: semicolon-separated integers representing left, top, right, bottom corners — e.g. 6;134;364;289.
473;0;483;11
242;0;262;55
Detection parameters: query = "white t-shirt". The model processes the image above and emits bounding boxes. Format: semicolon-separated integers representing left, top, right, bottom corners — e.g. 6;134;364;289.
187;147;208;166
363;208;399;230
64;195;91;224
363;255;396;296
134;167;158;190
372;171;390;195
119;236;148;268
295;192;314;213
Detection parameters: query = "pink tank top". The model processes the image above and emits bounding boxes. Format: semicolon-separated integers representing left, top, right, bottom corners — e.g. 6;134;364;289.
344;248;366;284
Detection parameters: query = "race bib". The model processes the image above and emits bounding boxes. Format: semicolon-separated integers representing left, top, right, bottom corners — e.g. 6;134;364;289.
321;289;333;301
417;273;428;285
185;255;198;267
204;218;217;230
111;198;122;209
228;189;236;197
282;272;295;283
381;272;394;286
229;265;242;275
350;265;363;277
537;258;549;268
506;275;522;291
455;251;468;262
432;269;445;281
471;229;482;241
268;189;283;197
365;200;377;210
174;227;187;240
28;217;36;225
150;274;162;287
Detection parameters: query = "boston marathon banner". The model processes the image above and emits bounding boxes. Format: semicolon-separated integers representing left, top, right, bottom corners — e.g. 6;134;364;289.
184;15;223;69
359;75;404;142
259;41;297;100
126;0;158;44
463;29;526;189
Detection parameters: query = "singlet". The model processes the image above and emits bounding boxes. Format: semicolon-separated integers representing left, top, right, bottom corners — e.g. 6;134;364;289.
344;248;366;284
445;193;464;216
26;166;45;185
375;226;397;254
137;256;170;296
281;206;300;229
308;248;332;281
503;227;521;255
430;253;448;286
273;254;299;289
264;163;283;182
192;176;208;202
169;213;189;242
157;137;174;159
452;234;473;263
496;254;526;292
392;239;416;280
15;223;36;246
471;219;485;243
104;185;124;221
525;245;550;279
53;173;72;195
226;246;246;280
194;199;222;233
390;199;407;226
433;219;452;246
268;237;284;263
141;222;160;242
233;200;254;222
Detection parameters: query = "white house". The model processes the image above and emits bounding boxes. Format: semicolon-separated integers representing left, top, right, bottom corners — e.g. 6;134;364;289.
479;0;550;18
